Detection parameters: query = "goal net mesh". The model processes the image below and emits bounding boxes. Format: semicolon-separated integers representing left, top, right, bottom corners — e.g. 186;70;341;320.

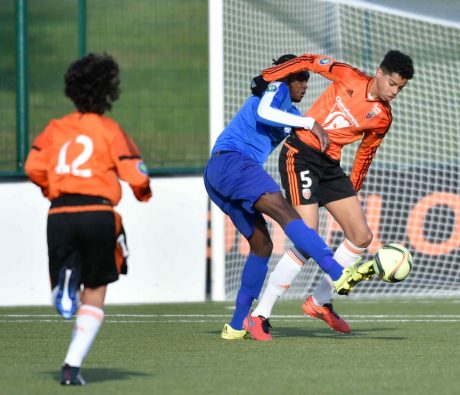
220;0;460;299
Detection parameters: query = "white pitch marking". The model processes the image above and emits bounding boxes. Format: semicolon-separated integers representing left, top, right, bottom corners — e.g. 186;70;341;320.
1;319;460;324
1;313;460;324
2;313;460;318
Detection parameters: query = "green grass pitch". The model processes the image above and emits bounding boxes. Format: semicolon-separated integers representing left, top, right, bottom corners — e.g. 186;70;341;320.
1;299;459;395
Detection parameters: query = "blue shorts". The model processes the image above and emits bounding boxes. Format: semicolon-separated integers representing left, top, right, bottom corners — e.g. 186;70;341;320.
203;151;280;238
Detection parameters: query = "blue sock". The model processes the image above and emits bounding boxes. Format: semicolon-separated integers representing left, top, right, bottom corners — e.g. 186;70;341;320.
317;255;343;281
229;254;269;330
284;219;343;280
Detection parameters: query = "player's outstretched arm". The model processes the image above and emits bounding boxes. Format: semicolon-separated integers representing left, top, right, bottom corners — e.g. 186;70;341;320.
261;54;337;82
256;82;315;130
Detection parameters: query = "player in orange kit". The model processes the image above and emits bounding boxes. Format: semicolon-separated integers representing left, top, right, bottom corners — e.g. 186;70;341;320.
248;50;414;337
25;53;152;384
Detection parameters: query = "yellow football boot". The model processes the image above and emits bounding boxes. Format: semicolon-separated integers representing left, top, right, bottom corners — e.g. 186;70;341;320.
221;323;249;340
333;259;376;295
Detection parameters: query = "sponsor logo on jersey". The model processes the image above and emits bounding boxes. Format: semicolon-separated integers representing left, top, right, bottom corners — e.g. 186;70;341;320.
137;161;148;175
268;84;277;92
319;58;331;65
302;188;311;200
366;103;382;119
322;96;360;130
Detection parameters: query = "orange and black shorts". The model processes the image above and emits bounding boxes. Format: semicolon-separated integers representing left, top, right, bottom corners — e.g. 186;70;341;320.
279;135;356;207
47;194;128;289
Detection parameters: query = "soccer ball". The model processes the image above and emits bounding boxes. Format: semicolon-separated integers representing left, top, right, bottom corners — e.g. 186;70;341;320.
373;243;413;283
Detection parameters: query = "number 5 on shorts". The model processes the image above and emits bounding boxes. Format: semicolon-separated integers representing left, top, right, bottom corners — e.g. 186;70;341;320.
300;170;312;188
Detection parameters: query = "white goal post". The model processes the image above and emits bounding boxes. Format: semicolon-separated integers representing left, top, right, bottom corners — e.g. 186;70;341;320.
209;0;460;300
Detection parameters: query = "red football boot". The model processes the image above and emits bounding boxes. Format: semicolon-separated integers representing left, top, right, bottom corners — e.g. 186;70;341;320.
302;295;351;334
243;314;273;341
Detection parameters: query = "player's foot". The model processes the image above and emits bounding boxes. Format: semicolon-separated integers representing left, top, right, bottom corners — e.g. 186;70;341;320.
221;323;249;340
333;259;375;295
243;314;272;341
55;267;79;319
60;364;86;385
302;296;350;333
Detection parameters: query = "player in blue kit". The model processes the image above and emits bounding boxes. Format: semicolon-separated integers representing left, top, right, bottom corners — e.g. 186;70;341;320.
204;55;375;341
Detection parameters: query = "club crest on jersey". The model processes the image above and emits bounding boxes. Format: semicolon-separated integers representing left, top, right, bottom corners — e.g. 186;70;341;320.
268;84;277;92
137;161;148;175
302;188;311;200
366;103;382;119
319;58;331;65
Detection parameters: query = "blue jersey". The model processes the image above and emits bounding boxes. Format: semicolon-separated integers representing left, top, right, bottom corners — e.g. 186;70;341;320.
212;82;313;165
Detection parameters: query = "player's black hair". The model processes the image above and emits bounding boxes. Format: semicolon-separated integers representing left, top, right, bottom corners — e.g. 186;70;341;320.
272;54;297;65
251;54;309;97
380;50;414;80
273;54;310;83
64;53;120;114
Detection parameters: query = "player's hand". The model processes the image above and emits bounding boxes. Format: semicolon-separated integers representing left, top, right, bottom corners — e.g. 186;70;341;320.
132;184;153;201
310;121;330;152
40;185;49;198
251;75;269;97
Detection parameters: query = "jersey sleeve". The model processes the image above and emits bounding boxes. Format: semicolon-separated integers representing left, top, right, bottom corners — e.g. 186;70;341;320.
349;129;387;192
24;125;53;197
256;82;315;129
261;54;362;83
111;127;152;202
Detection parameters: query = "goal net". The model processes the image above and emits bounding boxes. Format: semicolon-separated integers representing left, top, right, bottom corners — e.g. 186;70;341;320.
211;0;460;300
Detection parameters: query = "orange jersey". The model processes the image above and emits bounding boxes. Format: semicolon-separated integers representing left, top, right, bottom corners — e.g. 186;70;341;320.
262;54;393;191
25;111;152;205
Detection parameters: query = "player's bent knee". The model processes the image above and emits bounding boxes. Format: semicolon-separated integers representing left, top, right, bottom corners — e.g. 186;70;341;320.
249;241;273;257
348;229;373;248
248;230;273;256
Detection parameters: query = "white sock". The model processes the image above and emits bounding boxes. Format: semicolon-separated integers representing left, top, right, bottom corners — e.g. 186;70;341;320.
312;239;366;306
64;304;104;367
253;248;305;318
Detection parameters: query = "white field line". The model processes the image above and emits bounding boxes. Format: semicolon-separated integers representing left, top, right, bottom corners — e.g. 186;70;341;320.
0;313;460;324
2;313;460;318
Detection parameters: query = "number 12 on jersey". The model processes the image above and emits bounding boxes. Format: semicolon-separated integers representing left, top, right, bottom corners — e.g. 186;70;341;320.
55;135;94;178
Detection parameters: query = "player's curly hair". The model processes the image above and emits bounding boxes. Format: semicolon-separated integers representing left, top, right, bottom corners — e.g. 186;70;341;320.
250;54;309;97
64;53;120;114
380;50;414;80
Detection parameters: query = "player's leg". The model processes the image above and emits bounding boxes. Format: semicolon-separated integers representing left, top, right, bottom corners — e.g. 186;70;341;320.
313;195;372;304
51;254;80;319
61;210;119;385
327;195;373;250
224;216;272;340
254;192;350;286
205;153;274;339
61;285;106;385
258;192;377;295
304;181;372;332
48;213;81;320
252;204;319;319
